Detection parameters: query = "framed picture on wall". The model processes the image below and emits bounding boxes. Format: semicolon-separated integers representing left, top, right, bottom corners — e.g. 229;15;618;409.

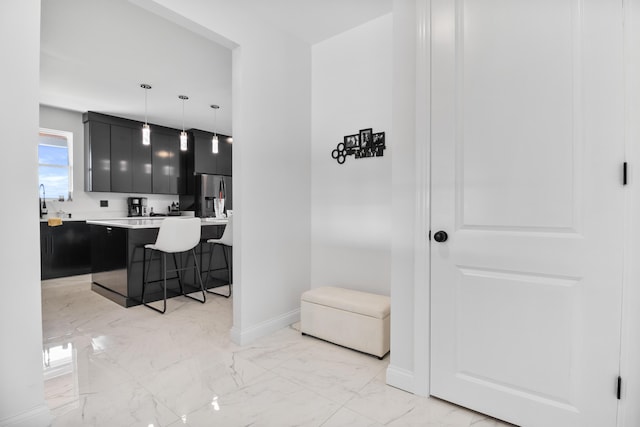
372;132;385;148
359;128;373;149
344;134;359;155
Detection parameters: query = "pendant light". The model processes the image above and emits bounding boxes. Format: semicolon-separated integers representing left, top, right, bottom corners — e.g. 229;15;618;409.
140;83;152;145
211;104;220;154
179;95;189;151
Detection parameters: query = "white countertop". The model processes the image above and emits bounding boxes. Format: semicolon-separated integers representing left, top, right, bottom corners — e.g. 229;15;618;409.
40;217;86;222
86;217;228;229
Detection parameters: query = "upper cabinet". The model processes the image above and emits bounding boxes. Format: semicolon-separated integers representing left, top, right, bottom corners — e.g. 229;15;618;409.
131;127;153;193
83;112;183;194
110;124;152;193
190;129;233;176
84;119;111;192
109;124;132;192
151;129;182;195
216;132;233;176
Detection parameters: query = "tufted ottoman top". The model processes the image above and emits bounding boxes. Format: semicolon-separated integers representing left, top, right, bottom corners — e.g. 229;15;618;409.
301;286;390;319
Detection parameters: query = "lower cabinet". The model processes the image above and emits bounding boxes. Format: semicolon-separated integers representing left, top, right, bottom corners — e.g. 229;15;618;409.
40;221;91;280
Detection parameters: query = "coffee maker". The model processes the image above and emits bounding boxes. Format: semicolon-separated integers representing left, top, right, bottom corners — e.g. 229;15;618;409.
127;197;147;217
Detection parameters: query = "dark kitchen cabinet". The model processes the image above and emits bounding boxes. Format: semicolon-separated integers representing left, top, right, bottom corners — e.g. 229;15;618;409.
216;133;232;176
84;120;111;192
190;129;233;176
111;124;152;193
40;221;91;280
152;130;182;194
110;125;133;193
84;111;175;194
89;224;128;300
192;130;215;175
132;128;152;193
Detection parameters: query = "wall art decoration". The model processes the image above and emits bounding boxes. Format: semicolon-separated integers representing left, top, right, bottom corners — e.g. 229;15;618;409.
331;128;386;164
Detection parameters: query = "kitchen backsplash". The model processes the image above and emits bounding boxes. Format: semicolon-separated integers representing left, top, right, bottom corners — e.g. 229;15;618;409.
41;192;179;220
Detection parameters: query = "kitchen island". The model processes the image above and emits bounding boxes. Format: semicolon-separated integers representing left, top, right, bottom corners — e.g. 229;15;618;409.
87;217;230;307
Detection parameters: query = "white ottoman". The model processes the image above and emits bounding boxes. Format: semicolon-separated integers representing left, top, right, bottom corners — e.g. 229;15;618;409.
300;286;390;359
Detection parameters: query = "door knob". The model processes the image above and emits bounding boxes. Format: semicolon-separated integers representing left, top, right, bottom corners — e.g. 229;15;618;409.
433;230;448;243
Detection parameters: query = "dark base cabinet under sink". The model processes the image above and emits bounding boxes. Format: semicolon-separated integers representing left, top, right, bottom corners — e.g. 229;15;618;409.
40;221;91;280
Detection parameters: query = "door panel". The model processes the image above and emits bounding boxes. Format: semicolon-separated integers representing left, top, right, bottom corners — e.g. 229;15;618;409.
459;0;576;232
456;267;578;401
430;0;624;426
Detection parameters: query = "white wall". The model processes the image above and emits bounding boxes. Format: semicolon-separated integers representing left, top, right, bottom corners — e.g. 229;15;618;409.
0;1;51;426
39;105;178;219
311;15;392;296
137;0;312;344
1;0;311;422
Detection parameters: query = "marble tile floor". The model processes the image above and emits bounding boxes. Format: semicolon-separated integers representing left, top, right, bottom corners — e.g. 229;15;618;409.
41;275;515;427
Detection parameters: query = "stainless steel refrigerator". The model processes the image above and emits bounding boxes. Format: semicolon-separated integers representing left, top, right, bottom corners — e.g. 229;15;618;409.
196;174;232;217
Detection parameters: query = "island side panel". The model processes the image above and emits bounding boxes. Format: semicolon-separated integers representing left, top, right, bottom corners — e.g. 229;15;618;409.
90;224;128;306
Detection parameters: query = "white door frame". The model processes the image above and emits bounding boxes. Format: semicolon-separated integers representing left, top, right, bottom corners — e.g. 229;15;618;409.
410;0;432;398
619;1;640;425
408;0;640;425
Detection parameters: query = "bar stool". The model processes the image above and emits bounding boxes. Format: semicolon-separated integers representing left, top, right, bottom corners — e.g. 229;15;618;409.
204;215;232;298
142;217;206;313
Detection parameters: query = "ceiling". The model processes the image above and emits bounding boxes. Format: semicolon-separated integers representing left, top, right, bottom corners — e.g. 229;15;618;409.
40;0;233;134
230;0;393;45
39;0;392;135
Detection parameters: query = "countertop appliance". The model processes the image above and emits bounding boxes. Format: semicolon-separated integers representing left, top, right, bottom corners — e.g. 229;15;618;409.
127;197;147;217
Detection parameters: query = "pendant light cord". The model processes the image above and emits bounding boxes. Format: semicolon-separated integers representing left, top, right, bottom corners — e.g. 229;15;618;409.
140;83;151;125
211;104;220;135
145;89;148;125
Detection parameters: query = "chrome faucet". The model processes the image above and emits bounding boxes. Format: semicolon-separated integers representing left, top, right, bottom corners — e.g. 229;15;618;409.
39;184;47;218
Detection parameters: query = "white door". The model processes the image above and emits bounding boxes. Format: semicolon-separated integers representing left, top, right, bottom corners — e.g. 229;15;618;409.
429;1;625;426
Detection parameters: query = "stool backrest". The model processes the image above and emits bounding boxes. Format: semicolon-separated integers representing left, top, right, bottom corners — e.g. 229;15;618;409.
154;217;201;253
218;215;233;246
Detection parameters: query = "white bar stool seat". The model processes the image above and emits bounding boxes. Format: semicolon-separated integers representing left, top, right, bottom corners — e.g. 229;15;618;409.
204;215;232;298
142;217;206;313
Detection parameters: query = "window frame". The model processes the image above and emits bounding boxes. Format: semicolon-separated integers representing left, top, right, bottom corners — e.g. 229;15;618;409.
38;127;74;199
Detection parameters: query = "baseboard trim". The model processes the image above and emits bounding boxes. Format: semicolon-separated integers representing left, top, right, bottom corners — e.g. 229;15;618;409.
230;308;300;345
0;404;51;427
386;364;415;394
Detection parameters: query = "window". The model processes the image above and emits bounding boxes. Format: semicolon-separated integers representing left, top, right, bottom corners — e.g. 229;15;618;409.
39;128;73;199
